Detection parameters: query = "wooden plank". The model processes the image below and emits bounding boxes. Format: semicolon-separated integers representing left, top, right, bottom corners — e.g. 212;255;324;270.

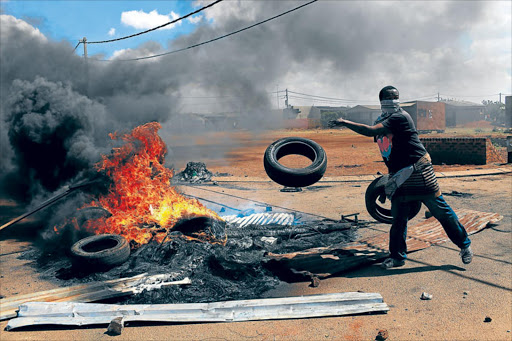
6;292;388;330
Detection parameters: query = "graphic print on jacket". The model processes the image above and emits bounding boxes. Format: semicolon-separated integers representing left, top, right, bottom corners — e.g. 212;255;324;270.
376;134;393;161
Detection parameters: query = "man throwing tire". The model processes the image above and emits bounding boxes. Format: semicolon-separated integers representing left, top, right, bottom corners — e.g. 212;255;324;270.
329;86;473;268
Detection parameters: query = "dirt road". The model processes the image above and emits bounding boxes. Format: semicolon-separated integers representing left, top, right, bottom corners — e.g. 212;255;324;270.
167;128;508;177
1;128;511;340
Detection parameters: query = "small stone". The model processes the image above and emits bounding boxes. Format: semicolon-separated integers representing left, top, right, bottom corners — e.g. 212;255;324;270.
309;276;320;288
375;329;389;341
484;316;492;323
420;292;433;300
106;317;124;336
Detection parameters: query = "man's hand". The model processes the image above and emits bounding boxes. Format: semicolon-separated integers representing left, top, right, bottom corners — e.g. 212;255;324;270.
328;118;346;128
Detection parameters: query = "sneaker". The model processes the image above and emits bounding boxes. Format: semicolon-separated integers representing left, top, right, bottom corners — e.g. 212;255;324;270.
460;246;473;264
380;257;405;269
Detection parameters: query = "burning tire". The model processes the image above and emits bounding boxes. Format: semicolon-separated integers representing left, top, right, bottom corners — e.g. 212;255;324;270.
70;234;130;269
264;137;327;188
365;175;422;224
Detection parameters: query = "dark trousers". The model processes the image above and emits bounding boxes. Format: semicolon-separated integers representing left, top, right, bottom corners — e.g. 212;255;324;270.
389;195;471;260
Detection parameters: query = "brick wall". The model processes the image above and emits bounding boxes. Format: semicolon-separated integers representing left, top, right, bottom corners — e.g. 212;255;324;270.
420;137;506;165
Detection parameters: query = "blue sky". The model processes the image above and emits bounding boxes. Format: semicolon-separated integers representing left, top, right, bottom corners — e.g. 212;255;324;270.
1;1;204;58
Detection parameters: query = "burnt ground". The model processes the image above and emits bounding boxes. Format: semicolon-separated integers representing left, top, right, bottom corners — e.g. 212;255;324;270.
0;127;511;340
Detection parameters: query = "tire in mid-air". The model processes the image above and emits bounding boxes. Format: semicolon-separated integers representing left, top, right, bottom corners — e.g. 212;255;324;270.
365;175;422;224
263;137;327;188
70;234;130;269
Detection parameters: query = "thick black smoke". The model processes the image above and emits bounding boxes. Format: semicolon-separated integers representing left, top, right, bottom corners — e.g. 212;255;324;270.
0;1;493;206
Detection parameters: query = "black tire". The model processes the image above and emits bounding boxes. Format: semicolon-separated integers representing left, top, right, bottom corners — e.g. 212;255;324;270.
70;234;130;268
365;175;422;224
263;137;327;188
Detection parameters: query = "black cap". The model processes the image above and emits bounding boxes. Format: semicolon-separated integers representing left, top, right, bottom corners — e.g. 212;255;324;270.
379;86;399;101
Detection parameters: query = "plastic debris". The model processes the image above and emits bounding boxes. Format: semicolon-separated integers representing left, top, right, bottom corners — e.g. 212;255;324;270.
420;292;433;300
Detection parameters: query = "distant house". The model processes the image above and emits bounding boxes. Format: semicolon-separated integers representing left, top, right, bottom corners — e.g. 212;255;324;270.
345;105;382;125
282;105;322;129
345;101;445;132
441;100;485;127
401;101;446;132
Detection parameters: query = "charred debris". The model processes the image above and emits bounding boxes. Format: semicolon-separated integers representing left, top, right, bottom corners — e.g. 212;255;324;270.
22;212;361;305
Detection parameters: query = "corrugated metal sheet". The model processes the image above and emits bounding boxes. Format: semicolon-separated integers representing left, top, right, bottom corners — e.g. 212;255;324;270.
6;292;389;330
222;212;296;228
266;209;503;277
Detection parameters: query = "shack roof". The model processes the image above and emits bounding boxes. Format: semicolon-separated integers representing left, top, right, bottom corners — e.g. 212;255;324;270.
440;100;484;107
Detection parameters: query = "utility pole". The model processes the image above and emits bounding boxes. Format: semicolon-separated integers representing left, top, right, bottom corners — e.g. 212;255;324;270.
499;93;502;103
276;85;279;109
437;92;440;102
82;37;87;59
285;88;289;108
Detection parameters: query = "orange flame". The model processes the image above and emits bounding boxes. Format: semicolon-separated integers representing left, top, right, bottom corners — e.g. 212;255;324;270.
81;122;222;245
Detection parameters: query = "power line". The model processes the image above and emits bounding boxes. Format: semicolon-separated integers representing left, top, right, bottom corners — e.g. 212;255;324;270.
95;0;318;61
86;0;224;44
441;93;500;98
287;90;362;102
287;95;356;104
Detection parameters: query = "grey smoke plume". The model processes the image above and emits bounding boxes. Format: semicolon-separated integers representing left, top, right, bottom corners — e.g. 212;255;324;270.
0;1;500;205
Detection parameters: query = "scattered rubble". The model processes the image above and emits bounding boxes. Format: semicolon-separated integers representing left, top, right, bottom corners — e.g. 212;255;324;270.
443;191;473;198
174;162;213;183
106;317;124;336
375;329;389;341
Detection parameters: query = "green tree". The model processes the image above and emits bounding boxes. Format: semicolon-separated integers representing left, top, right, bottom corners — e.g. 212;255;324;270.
482;100;505;125
321;111;344;128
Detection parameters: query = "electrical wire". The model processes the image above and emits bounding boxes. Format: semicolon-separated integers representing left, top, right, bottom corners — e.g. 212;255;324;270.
287;94;360;104
94;0;318;61
86;0;224;44
441;93;501;98
287;90;362;102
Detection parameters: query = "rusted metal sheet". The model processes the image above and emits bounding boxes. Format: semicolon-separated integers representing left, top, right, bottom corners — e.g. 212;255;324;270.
6;292;388;330
265;209;503;278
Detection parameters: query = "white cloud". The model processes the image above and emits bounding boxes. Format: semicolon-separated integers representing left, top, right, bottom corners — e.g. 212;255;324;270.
121;9;182;30
110;41;163;62
193;0;257;26
188;15;202;24
108;28;116;36
0;14;47;42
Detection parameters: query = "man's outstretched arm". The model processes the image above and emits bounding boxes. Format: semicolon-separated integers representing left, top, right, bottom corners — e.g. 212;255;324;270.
328;118;389;137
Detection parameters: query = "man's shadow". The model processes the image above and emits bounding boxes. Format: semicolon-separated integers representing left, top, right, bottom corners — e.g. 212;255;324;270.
341;259;466;279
